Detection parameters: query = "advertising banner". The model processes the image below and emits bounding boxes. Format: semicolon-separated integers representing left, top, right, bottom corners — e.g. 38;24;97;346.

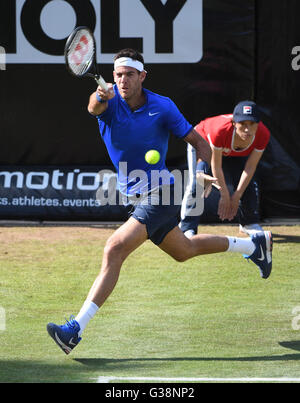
0;0;298;220
0;0;255;167
2;0;203;64
0;166;128;220
0;165;201;220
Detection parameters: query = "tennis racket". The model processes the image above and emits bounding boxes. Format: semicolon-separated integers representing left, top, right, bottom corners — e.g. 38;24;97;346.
64;26;108;91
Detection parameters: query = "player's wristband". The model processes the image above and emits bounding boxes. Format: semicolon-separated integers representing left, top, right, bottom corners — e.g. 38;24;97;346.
96;93;107;103
196;161;209;174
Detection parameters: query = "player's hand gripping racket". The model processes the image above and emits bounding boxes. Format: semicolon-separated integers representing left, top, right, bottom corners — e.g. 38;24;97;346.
64;26;108;90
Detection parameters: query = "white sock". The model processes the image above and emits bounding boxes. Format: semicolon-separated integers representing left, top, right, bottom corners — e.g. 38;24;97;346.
226;236;255;256
75;300;99;336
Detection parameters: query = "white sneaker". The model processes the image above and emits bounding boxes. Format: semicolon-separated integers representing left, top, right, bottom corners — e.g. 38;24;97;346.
239;224;264;236
184;230;196;239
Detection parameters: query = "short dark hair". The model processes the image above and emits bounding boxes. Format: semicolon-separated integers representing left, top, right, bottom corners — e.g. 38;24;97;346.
114;48;144;65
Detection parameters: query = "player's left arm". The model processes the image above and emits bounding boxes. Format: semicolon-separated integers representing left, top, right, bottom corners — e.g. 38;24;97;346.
229;149;264;220
184;128;211;165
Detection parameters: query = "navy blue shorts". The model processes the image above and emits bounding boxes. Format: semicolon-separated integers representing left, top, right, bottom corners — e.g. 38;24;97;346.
124;184;180;245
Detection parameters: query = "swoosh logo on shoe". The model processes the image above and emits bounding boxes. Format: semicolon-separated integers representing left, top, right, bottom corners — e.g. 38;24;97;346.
69;337;76;346
54;332;72;353
258;245;265;261
149;112;160;116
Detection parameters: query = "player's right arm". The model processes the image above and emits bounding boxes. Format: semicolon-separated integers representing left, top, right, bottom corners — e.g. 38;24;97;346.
88;83;115;116
211;147;231;221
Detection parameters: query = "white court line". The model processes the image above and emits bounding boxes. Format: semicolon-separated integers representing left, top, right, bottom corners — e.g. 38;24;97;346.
97;376;300;383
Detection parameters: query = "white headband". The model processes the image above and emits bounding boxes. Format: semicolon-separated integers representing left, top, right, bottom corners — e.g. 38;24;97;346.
114;57;145;72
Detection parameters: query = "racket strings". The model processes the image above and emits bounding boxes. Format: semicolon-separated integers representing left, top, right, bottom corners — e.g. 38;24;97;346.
67;30;94;76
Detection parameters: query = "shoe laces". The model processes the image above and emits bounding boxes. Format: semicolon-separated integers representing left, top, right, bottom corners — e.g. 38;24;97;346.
64;315;78;330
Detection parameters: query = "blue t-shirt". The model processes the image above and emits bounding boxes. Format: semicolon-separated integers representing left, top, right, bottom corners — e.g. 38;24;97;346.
96;85;192;195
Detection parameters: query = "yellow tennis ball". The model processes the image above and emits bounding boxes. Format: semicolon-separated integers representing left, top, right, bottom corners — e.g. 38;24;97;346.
145;150;160;164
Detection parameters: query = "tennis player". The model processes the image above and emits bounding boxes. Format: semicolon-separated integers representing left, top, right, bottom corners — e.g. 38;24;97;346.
47;50;273;355
180;101;270;238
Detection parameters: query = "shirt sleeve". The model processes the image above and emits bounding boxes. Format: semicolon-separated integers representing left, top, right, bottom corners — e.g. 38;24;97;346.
164;99;193;139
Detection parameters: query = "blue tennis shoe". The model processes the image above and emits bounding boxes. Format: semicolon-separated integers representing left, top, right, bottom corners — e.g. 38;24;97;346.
244;230;273;279
47;316;81;355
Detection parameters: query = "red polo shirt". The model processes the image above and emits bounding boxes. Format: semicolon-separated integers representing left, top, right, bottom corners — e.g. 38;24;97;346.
195;114;270;157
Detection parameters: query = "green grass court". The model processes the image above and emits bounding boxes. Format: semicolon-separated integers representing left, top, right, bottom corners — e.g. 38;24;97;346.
0;224;299;383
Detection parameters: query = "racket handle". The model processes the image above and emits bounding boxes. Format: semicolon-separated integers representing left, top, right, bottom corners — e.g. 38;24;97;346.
95;75;108;91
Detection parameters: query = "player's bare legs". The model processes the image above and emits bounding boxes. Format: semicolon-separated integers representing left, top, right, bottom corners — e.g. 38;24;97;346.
87;217;148;308
159;225;229;261
86;223;257;310
159;226;272;280
47;218;271;354
88;223;231;308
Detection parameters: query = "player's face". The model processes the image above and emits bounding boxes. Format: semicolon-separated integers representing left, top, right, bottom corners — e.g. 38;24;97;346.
233;120;258;141
113;66;146;100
